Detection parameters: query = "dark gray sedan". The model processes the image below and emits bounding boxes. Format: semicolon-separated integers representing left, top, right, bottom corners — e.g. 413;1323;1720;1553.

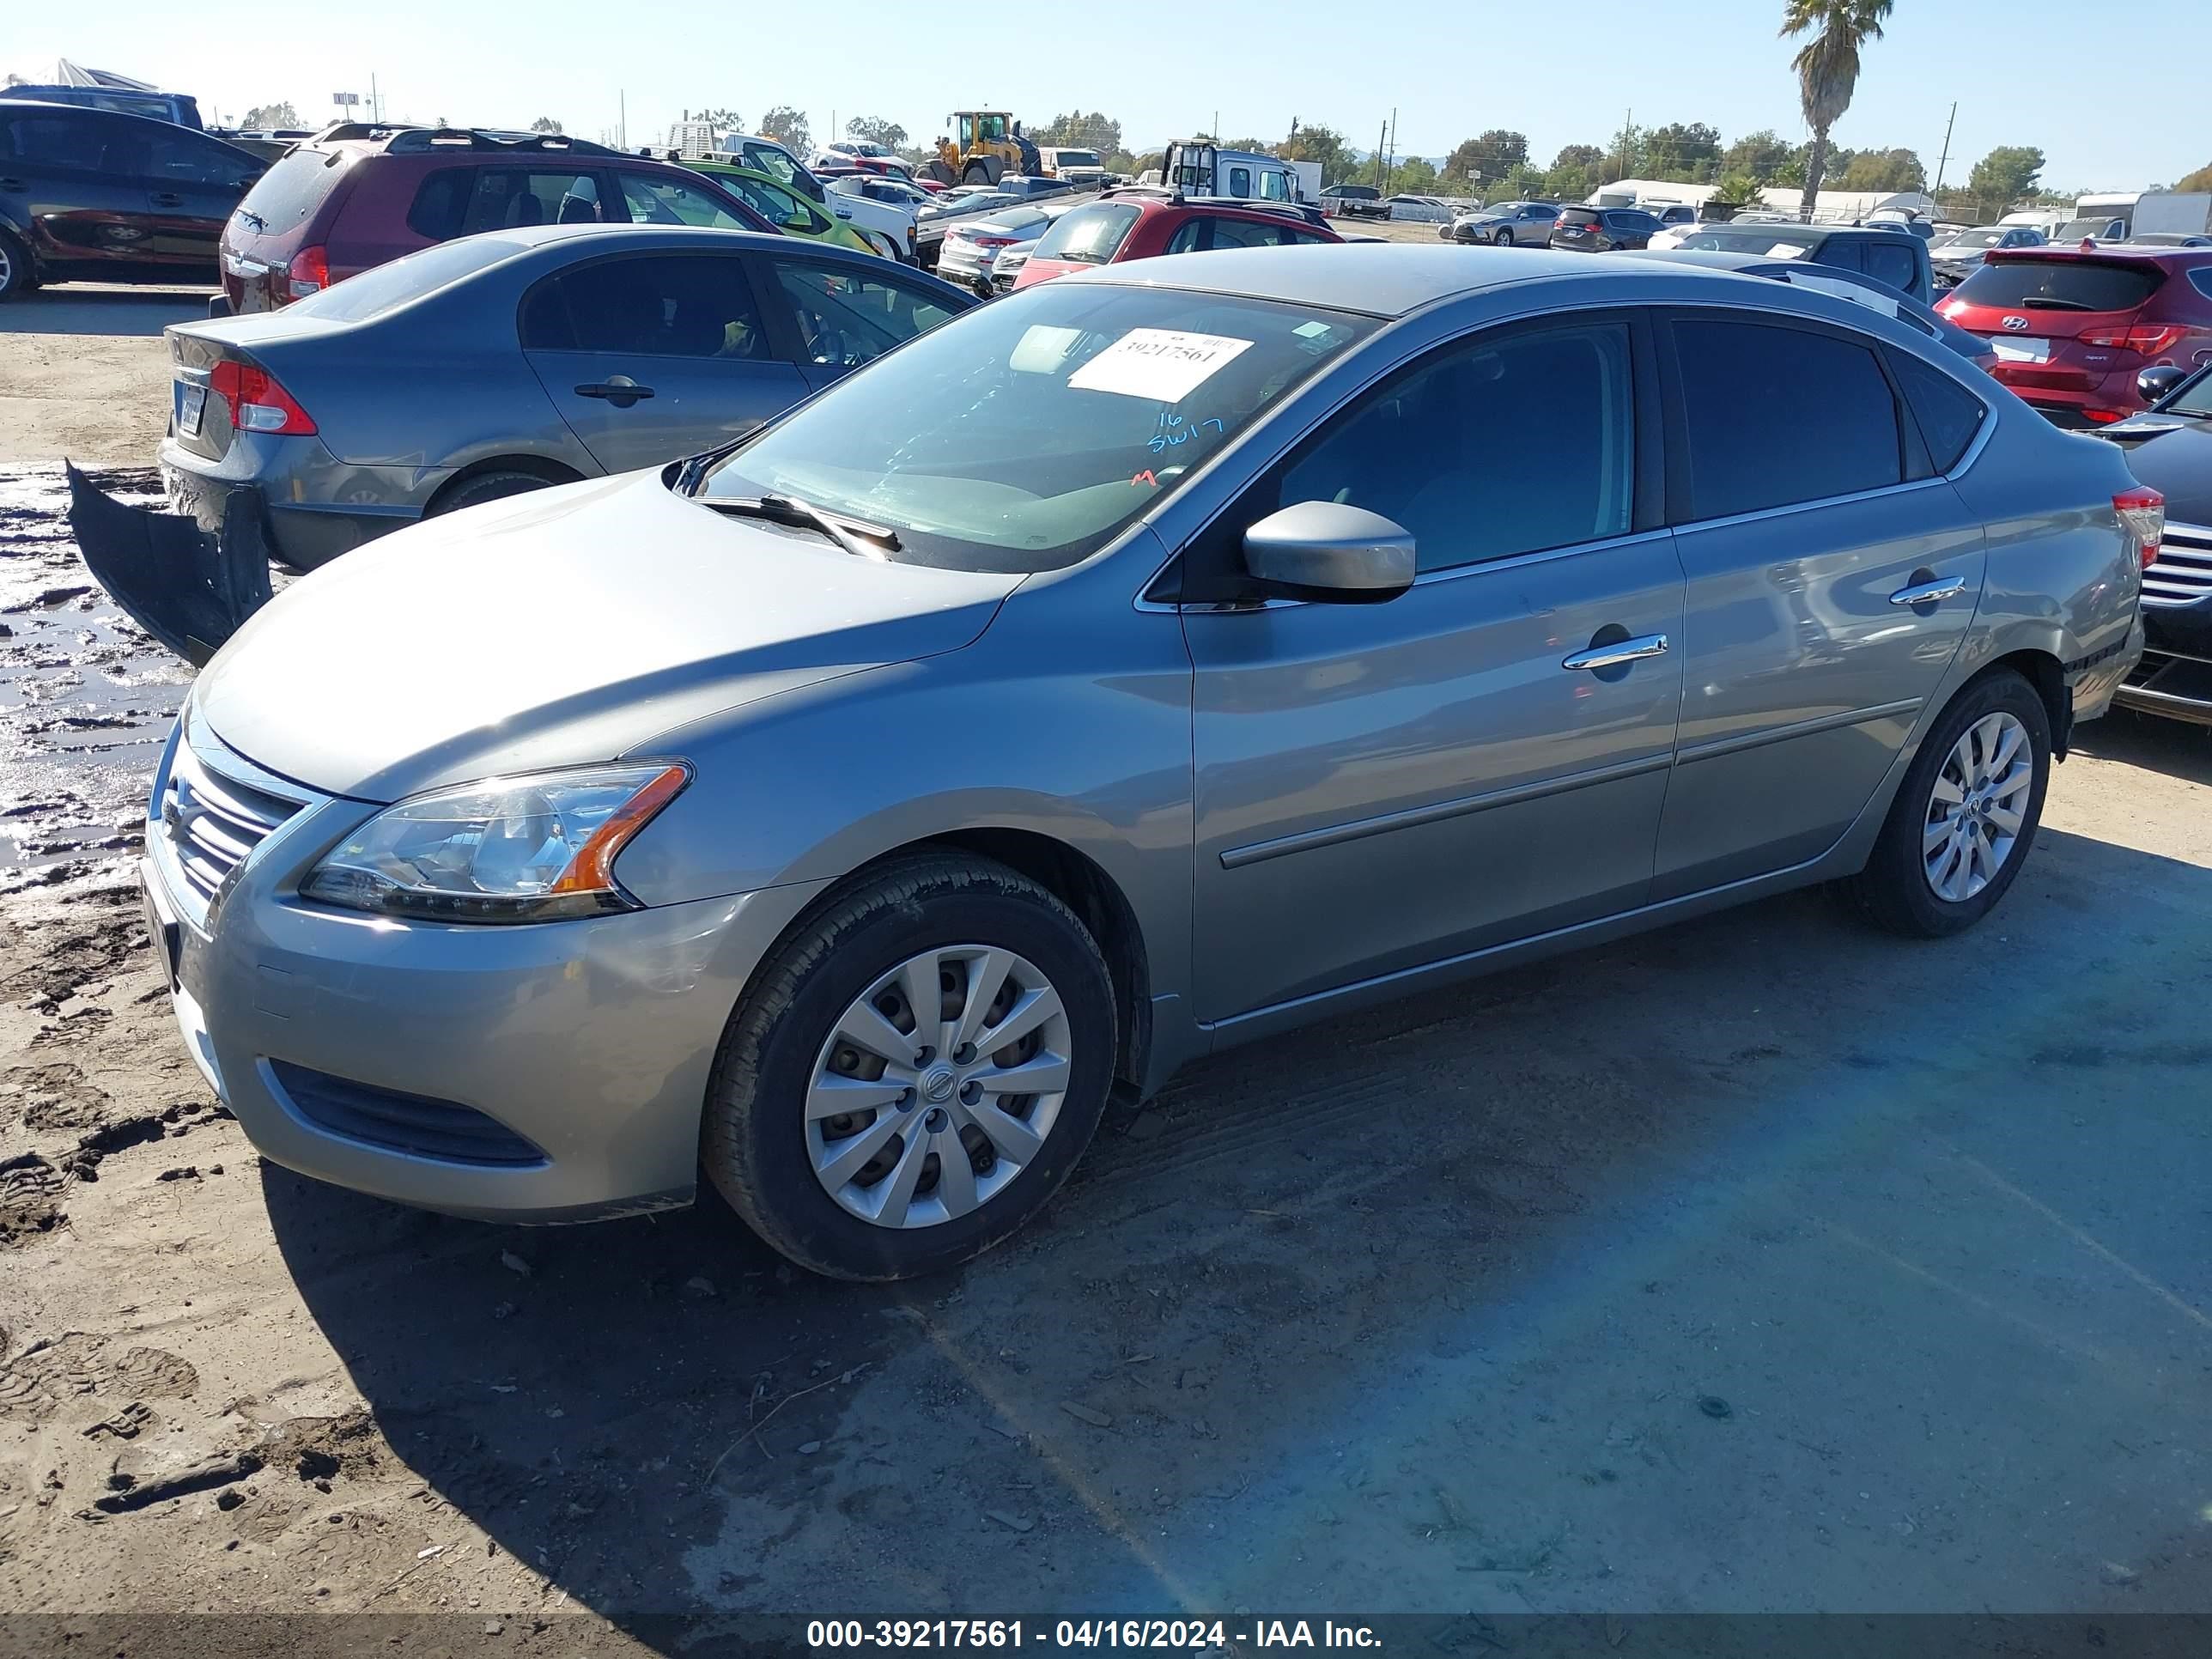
144;224;971;570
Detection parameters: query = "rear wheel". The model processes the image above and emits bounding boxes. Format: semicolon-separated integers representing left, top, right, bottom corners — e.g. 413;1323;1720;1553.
425;468;560;517
0;228;37;300
1846;671;2050;938
702;854;1117;1280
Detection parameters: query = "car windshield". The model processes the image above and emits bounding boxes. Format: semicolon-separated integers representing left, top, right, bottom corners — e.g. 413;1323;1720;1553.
1030;203;1142;264
281;234;528;322
1054;151;1101;167
700;283;1377;574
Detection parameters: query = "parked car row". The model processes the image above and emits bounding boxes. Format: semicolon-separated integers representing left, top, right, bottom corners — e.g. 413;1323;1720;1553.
80;239;2154;1282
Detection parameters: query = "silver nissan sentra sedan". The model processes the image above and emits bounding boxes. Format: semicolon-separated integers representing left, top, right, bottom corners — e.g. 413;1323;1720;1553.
140;245;2151;1280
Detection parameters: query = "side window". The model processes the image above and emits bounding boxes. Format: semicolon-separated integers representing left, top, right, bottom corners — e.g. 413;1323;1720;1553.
619;173;753;231
1227;166;1253;198
1890;351;1988;474
1672;319;1903;520
2191;270;2212;303
770;261;957;367
1207;217;1286;250
1863;240;1919;293
1164;217;1209;255
421;171;607;238
1260;170;1290;202
145;131;257;189
1271;322;1636;574
520;254;769;360
1812;236;1866;273
6;114;106;171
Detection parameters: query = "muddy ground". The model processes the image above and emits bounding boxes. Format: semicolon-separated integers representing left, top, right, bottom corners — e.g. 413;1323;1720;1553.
3;286;2212;1650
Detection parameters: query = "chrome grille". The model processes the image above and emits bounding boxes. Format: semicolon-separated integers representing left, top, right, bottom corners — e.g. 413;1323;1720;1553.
157;729;307;909
2142;520;2212;609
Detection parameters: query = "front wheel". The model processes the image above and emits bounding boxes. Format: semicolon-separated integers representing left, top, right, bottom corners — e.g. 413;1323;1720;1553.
702;855;1118;1280
1846;671;2051;937
1494;228;1514;247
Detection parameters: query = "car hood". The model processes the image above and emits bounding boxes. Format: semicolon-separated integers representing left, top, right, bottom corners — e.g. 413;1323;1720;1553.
2105;419;2212;526
194;471;1022;801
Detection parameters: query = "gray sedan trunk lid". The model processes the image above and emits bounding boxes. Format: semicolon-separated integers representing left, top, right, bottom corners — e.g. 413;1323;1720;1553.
193;471;1020;800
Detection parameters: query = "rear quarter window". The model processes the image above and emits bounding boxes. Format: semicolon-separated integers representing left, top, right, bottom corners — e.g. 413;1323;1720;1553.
1953;259;2164;313
2190;269;2212;303
236;148;349;239
1889;351;1988;473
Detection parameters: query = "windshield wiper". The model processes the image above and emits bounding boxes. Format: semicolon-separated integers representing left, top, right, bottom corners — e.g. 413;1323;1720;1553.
674;434;751;497
708;495;902;559
2020;297;2094;311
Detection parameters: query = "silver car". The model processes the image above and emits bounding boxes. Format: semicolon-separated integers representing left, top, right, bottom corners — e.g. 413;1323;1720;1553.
139;224;970;574
138;246;2148;1280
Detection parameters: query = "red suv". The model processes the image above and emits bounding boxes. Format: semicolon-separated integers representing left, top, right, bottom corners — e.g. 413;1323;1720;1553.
1937;246;2212;427
1012;192;1340;290
218;126;777;313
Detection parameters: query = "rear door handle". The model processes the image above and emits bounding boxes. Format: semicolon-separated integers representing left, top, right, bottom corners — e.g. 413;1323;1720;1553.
1561;634;1669;672
149;191;185;207
1888;575;1967;608
0;177;26;192
574;380;655;405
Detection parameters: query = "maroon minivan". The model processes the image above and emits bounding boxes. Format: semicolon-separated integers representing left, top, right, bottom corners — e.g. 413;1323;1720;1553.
1938;246;2212;427
218;125;779;313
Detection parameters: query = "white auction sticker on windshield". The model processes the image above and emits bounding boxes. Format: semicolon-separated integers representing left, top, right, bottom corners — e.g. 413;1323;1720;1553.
1068;328;1255;403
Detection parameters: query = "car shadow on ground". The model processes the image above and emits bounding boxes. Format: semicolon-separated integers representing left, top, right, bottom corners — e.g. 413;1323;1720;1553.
262;799;2212;1632
6;286;213;337
2072;706;2212;785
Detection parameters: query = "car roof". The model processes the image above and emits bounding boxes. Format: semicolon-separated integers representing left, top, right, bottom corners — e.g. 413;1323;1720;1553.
1078;240;1858;319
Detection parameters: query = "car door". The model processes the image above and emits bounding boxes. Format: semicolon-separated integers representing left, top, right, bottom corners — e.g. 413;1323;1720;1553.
1650;311;1986;899
759;255;963;392
1182;313;1686;1024
0;109;151;277
519;249;811;474
135;126;261;275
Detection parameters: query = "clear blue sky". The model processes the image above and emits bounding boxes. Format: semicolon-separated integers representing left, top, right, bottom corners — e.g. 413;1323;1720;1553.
12;0;2208;191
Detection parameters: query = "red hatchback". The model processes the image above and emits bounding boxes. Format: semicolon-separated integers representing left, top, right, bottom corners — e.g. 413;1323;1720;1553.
1012;192;1340;290
1937;246;2212;427
218;126;776;313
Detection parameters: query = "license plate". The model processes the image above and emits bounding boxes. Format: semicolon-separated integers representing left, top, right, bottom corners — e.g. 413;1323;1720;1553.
1988;337;2051;364
178;381;207;438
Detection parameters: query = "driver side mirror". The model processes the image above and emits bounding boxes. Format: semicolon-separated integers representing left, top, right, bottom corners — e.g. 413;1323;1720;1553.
2137;364;2188;407
1242;501;1415;604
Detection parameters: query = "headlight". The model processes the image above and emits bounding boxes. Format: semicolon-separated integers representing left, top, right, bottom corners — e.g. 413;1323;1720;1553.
301;763;689;923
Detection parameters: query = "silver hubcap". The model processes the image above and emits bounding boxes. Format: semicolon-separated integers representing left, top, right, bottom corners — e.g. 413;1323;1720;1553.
1923;711;2032;902
0;246;12;289
806;945;1072;1230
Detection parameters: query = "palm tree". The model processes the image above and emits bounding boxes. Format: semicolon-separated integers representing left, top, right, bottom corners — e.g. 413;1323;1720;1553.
1780;0;1893;222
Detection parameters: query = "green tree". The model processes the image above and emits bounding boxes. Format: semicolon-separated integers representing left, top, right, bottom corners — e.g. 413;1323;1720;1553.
1965;144;2045;208
1780;0;1893;220
1443;129;1529;191
1395;157;1443;195
1038;111;1122;155
1644;122;1722;182
529;116;562;134
760;105;811;155
1278;122;1354;186
1712;173;1760;206
1546;144;1606;201
1599;121;1645;184
1722;128;1793;181
243;101;301;129
2177;160;2212;192
688;106;743;137
1838;146;1923;191
846;115;908;149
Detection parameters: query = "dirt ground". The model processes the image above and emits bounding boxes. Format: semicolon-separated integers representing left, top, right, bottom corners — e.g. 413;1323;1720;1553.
3;284;2211;1649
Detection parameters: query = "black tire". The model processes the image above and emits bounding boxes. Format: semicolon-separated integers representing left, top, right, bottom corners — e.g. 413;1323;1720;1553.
702;854;1118;1281
0;228;38;300
425;468;558;517
1846;670;2051;938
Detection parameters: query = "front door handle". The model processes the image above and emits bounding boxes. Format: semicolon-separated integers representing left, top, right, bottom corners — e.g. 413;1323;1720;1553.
150;191;185;207
1562;633;1669;672
1888;574;1967;608
574;379;656;406
0;176;27;192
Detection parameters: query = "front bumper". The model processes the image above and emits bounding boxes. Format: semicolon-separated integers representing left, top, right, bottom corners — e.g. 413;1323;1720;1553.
143;714;827;1222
